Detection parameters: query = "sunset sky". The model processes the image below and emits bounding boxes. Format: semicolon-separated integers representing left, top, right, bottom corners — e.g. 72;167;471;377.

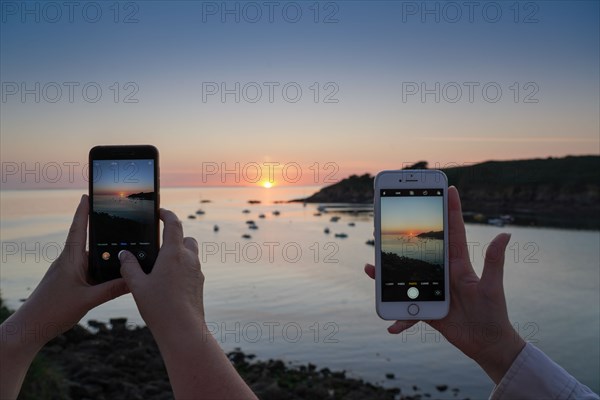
92;159;154;195
1;1;598;189
381;196;442;236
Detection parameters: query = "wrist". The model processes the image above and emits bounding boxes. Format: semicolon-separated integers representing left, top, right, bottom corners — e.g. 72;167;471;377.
474;328;526;384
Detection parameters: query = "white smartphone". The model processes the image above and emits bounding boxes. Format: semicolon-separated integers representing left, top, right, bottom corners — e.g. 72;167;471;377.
374;170;449;320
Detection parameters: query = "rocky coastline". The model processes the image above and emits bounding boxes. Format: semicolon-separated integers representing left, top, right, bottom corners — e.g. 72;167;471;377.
7;314;467;399
293;156;600;230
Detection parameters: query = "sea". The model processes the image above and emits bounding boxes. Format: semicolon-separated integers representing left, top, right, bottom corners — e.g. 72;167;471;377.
1;187;599;399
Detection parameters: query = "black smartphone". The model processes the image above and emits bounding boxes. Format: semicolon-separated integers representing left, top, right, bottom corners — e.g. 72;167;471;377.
88;145;160;282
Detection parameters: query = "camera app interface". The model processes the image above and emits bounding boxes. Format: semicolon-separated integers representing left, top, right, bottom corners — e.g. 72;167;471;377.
380;189;445;302
91;159;156;271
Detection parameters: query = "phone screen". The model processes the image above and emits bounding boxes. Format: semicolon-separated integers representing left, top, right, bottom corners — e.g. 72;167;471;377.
90;158;158;279
380;189;445;302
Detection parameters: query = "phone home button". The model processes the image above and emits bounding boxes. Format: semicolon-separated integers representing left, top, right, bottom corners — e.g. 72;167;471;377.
407;304;419;316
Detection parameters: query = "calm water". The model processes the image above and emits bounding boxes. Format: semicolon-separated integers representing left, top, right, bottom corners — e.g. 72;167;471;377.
1;188;599;398
93;194;154;220
382;234;444;265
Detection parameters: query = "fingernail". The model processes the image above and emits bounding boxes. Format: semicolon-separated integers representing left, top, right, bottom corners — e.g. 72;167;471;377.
118;250;126;260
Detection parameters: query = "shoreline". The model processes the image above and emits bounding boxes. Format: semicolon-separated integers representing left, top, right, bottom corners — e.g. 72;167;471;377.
12;315;467;400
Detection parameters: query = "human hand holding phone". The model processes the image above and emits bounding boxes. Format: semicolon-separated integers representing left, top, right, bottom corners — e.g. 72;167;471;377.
118;208;205;334
365;186;526;384
1;195;129;399
118;209;257;400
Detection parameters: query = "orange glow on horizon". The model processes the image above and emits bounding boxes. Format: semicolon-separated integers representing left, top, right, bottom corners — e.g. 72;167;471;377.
383;229;427;236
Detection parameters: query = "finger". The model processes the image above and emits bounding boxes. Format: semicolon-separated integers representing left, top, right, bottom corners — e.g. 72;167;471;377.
480;233;511;294
160;208;184;247
64;195;89;258
364;263;375;280
388;320;419;334
183;237;199;255
89;278;130;306
118;250;145;283
448;186;474;276
448;186;468;262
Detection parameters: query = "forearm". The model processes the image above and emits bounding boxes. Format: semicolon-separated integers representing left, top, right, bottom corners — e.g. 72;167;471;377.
151;318;257;400
0;314;46;399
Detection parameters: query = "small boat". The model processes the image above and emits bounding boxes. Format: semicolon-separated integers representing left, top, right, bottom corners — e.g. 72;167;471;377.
330;216;340;222
187;215;196;219
248;225;258;230
196;209;205;215
248;200;261;204
348;222;355;227
365;240;375;246
242;209;251;214
272;210;281;216
213;225;219;232
335;233;348;238
324;228;330;234
242;234;252;239
245;220;255;225
313;213;322;217
488;218;505;227
258;214;266;219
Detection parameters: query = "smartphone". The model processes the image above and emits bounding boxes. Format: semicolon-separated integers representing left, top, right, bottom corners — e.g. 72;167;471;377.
374;170;449;320
88;145;160;282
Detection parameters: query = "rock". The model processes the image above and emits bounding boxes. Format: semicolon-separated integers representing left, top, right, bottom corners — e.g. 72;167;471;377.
88;319;108;332
110;318;128;331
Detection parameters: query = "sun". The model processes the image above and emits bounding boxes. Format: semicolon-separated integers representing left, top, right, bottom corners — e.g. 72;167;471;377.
262;181;273;189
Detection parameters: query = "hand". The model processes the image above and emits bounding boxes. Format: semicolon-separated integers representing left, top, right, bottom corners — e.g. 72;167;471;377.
118;209;256;399
3;194;129;346
1;195;129;399
365;186;525;384
118;208;205;337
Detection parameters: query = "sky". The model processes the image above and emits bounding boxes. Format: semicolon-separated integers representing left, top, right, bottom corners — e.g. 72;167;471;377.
1;0;599;189
92;159;154;195
381;195;442;235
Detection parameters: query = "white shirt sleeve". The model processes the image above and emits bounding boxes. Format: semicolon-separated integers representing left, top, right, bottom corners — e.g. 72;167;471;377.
490;343;599;400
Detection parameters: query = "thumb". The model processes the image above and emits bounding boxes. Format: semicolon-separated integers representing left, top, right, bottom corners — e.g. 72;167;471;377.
118;250;145;283
480;233;511;294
